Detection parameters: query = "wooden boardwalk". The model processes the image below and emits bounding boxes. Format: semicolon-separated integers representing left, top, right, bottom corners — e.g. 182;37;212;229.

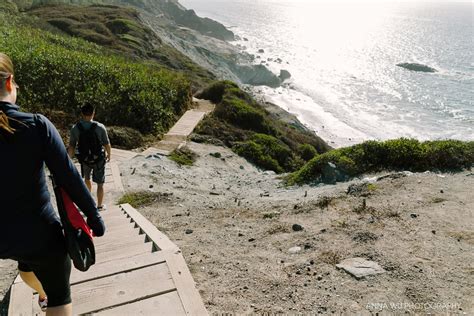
8;148;207;315
142;98;214;156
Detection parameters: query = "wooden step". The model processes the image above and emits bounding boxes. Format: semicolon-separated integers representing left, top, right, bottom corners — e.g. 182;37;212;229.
71;251;166;285
71;262;175;314
95;242;153;265
97;290;186;315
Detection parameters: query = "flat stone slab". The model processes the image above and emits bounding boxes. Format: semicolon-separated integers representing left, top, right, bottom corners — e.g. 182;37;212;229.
336;257;386;279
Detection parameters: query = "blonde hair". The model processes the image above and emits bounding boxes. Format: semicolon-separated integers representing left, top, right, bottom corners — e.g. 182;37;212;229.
0;52;15;134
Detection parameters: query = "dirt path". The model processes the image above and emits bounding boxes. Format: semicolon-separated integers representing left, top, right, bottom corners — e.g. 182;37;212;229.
121;141;473;315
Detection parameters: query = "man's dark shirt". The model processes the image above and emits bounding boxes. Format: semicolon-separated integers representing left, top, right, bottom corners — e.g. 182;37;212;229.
0;102;99;260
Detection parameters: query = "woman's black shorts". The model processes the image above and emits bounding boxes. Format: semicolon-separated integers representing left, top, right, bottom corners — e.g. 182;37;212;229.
17;252;72;307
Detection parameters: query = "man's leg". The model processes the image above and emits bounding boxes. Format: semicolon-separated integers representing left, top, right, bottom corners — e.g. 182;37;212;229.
93;159;106;208
85;179;92;192
97;183;104;208
82;163;93;192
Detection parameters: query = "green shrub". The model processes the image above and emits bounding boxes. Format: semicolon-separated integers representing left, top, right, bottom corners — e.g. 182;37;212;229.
0;0;18;13
422;140;473;169
196;80;238;104
1;13;191;134
298;143;318;161
233;134;296;173
118;191;162;208
215;96;273;134
196;80;332;172
107;126;144;149
169;146;197;166
233;140;283;173
288;139;474;185
251;134;292;168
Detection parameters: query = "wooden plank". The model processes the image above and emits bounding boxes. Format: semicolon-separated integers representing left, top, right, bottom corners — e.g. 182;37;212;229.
100;208;127;216
100;214;130;223
95;242;152;265
70;252;166;285
97;290;186;315
110;161;124;192
163;250;208;316
8;282;33;316
111;148;137;161
101;217;132;226
101;216;133;226
99;225;140;239
120;204;178;252
94;230;144;247
94;234;145;252
71;263;175;314
99;210;128;219
105;221;137;231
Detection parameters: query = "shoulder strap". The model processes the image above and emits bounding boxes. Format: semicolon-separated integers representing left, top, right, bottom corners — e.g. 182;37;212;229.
90;122;98;131
77;122;85;132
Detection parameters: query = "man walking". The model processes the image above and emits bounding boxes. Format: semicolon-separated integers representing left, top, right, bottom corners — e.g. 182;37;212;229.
68;104;111;211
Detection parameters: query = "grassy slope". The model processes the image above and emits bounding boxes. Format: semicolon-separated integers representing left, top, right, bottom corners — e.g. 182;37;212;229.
26;4;215;90
1;8;191;138
195;81;331;173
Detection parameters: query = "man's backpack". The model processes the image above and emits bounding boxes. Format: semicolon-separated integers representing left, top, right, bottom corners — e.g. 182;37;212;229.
76;122;104;165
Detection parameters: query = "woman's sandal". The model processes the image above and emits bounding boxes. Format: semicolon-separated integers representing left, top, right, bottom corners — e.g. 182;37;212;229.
38;296;48;312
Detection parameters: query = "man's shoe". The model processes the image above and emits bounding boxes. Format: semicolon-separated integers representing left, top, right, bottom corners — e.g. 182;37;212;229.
98;204;107;212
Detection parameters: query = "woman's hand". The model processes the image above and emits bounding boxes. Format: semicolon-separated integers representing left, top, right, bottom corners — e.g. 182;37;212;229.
86;213;106;237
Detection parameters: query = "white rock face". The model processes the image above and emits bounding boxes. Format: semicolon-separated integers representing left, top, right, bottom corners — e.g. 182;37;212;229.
288;246;302;254
336;257;386;279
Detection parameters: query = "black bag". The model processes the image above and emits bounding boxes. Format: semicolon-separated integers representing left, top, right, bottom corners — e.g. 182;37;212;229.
51;176;96;272
76;122;103;165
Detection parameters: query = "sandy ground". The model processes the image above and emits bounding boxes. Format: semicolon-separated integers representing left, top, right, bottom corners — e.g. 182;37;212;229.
118;142;473;315
1;141;472;315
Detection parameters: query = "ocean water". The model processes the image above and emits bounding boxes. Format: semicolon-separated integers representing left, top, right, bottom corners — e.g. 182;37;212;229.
179;0;473;147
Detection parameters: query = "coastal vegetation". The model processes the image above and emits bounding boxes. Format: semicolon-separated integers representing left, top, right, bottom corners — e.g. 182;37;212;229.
287;139;474;185
2;1;471;182
0;4;199;139
26;3;215;89
169;146;197;166
118;191;163;208
195;80;331;173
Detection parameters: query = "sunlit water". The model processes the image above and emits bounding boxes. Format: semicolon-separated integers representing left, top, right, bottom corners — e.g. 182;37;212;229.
180;0;473;147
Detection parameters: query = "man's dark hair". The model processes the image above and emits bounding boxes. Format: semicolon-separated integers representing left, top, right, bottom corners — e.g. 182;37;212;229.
81;103;95;116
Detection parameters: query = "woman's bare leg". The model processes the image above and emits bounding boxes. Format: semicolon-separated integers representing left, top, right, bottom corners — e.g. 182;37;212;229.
46;303;72;316
18;270;47;300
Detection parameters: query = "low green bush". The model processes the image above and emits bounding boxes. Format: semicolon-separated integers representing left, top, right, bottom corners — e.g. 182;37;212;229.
233;140;283;173
216;96;273;134
169;146;197;166
196;80;331;172
1;13;191;135
298;143;318;161
251;134;292;168
107;126;144;149
196;80;239;104
288;139;474;185
118;191;162;208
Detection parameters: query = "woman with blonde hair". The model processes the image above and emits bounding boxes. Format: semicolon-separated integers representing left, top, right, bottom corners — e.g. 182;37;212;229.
0;53;105;315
